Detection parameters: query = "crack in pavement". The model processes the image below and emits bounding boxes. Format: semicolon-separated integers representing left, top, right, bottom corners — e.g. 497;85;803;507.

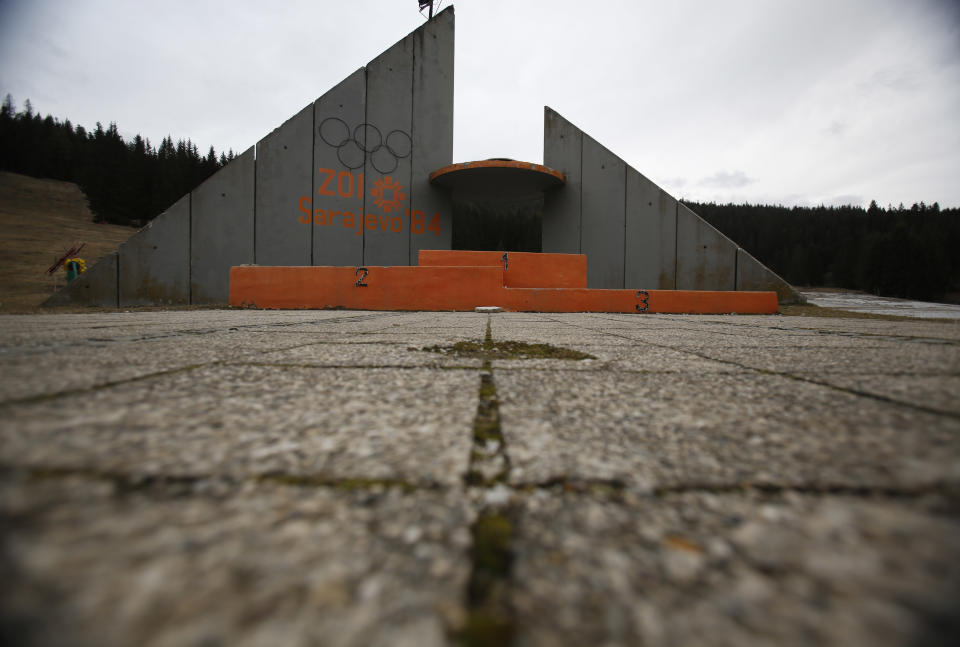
0;320;466;407
541;314;960;421
456;317;517;646
0;311;411;356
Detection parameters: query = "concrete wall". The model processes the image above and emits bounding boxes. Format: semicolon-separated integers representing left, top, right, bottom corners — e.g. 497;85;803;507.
737;248;798;303
625;168;676;289
542;108;583;255
363;32;415;266
313;69;367;267
47;7;795;308
50;8;455;306
580;134;626;288
119;195;190;306
409;8;455;262
46;252;118;308
676;203;737;291
256;104;313;267
542;107;799;300
191;147;255;304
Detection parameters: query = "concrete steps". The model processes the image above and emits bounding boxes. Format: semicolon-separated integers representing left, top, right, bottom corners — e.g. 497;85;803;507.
229;250;778;313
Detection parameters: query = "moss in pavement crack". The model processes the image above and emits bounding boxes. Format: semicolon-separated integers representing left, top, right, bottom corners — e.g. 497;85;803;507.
423;320;595;361
455;509;517;646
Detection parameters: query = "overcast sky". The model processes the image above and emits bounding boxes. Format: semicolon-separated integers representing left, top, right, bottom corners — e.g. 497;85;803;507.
1;0;958;208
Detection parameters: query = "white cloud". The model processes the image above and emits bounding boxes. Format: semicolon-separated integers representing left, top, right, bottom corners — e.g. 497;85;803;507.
1;0;958;206
698;171;755;189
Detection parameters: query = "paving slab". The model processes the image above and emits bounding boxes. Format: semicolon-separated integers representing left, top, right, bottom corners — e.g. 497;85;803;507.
0;473;472;647
496;368;960;489
249;343;482;369
688;344;960;375
491;343;738;373
0;333;363;403
1;308;958;645
0;364;478;486
0;310;392;349
813;374;960;416
509;489;960;647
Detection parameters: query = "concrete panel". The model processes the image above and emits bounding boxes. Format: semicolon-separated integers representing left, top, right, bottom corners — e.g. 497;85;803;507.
409;6;455;263
190;147;255;304
256;103;313;267
118;195;190;306
44;252;118;307
363;33;414;266
737;248;801;303
624;168;676;289
313;69;366;267
676;203;737;291
542;107;582;254
580;134;626;289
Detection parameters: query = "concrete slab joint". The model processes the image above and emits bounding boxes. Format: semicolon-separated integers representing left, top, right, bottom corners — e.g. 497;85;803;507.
2;309;959;644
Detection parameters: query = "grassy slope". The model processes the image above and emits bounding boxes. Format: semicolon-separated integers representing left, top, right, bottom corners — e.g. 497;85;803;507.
0;171;137;311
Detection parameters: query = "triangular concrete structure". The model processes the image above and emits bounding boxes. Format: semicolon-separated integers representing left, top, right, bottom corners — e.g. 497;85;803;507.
542;108;799;302
47;8;455;307
47;6;798;307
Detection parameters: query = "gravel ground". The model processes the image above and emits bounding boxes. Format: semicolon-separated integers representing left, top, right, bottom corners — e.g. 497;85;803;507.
1;309;958;646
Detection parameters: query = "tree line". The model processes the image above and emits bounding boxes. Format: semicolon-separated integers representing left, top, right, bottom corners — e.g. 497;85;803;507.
2;96;958;301
0;95;233;227
688;200;960;301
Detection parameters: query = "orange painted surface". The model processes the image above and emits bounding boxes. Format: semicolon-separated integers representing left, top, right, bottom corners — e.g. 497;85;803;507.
230;264;778;314
230;265;504;311
502;288;778;314
428;160;565;184
417;250;587;288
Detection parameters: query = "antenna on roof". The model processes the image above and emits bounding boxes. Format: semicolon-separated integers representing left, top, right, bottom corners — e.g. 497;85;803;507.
418;0;443;20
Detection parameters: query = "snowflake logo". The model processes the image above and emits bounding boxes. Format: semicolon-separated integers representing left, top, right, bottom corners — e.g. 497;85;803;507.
370;176;407;213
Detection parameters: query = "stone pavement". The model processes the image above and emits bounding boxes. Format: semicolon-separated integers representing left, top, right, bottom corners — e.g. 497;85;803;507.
1;309;958;646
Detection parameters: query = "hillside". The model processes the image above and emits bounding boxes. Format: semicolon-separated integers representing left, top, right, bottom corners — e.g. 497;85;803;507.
0;171;136;311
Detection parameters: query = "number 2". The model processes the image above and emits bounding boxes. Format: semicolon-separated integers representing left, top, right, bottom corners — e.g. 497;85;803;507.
355;267;369;287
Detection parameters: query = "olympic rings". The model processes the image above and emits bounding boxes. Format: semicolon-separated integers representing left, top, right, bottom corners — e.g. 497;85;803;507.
318;117;412;175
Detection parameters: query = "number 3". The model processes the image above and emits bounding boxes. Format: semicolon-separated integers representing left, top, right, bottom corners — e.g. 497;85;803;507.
635;290;649;312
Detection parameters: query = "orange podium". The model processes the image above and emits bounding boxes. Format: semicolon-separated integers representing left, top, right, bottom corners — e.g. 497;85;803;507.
229;251;778;314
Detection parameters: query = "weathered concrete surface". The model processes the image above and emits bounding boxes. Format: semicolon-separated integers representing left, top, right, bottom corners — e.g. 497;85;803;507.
580;134;626;289
1;309;958;645
363;33;414;267
803;289;960;320
313;69;367;267
542;107;583;255
737;247;799;303
625;167;677;289
256;103;314;267
1;476;472;647
190;147;255;303
409;7;455;262
676;202;737;290
43;251;118;308
510;490;960;647
541;108;795;299
118;195;190;306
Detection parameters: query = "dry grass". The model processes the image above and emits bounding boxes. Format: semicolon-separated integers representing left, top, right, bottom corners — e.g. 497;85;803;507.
0;171;137;312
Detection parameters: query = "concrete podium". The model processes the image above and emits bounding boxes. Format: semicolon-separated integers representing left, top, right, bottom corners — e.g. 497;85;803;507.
229;250;778;314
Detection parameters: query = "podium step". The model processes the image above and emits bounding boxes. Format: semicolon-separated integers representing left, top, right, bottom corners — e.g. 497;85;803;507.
229;264;778;314
417;250;586;288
